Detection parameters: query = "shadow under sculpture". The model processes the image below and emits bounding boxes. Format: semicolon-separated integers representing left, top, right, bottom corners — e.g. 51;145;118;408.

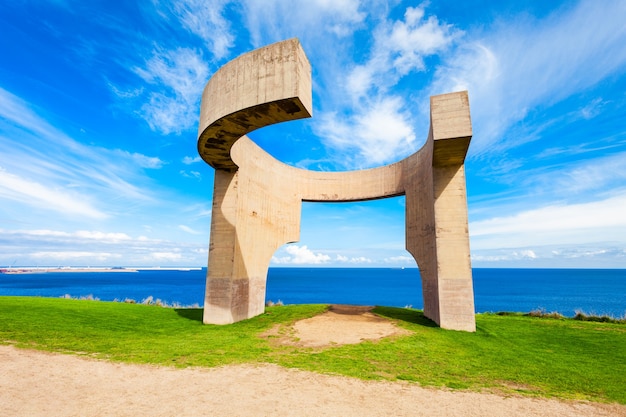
197;39;476;332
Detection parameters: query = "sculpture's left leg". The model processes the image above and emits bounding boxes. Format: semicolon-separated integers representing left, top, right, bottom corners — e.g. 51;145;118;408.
203;139;302;325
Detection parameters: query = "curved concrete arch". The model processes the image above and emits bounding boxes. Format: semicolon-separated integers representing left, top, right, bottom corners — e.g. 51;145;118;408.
198;39;312;172
198;39;476;331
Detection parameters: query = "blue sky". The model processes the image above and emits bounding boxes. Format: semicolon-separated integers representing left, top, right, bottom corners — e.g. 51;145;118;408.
1;0;625;268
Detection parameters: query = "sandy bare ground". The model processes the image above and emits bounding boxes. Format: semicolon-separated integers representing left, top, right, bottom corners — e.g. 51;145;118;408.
1;306;624;417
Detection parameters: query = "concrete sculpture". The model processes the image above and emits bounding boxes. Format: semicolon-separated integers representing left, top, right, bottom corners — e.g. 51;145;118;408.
197;39;476;332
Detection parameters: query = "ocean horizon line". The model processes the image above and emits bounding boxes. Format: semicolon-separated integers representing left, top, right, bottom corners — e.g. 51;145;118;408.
2;268;624;318
3;265;626;271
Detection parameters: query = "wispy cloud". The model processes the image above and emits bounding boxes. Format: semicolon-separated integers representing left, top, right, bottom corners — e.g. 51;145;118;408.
178;224;202;235
182;155;202;164
115;150;166;169
0;87;163;220
0;228;207;266
31;251;123;262
432;0;626;155
241;0;366;46
97;1;237;135
150;251;183;262
479;151;626;208
471;244;626;268
549;152;626;196
153;0;235;59
1;229;132;244
470;192;626;250
0;169;107;219
130;47;209;134
179;170;201;180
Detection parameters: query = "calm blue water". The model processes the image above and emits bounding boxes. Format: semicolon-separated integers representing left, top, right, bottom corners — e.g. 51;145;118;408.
0;268;624;317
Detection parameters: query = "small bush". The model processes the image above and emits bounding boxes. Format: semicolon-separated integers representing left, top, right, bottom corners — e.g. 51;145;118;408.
495;311;521;316
574;310;625;324
527;308;564;319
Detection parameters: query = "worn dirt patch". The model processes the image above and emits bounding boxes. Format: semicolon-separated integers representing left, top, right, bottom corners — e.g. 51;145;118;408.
262;305;412;347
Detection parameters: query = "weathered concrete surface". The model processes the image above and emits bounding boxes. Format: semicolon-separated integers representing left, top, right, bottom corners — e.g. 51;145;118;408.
197;38;476;331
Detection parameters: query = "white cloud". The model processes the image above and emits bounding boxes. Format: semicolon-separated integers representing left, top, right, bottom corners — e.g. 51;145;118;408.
336;254;373;264
271;245;331;264
17;230;70;238
132;47;209;134
182;155;202;164
310;5;459;168
133;47;208;98
316;96;417;167
348;6;460;98
518;250;537;259
351;98;416;164
273;247;379;265
73;231;131;241
471;250;538;263
384;255;415;264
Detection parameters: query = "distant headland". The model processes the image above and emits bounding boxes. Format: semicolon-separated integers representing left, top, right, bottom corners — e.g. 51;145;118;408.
0;267;201;274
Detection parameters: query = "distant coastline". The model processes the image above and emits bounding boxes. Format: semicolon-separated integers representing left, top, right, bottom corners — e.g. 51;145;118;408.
0;267;201;274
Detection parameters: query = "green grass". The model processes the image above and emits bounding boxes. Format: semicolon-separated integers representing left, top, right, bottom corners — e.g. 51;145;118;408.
1;296;624;404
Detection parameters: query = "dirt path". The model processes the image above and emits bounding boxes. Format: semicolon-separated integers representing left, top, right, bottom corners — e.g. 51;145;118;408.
1;346;623;417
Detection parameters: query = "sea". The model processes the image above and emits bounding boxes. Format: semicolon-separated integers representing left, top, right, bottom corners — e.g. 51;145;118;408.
1;268;625;318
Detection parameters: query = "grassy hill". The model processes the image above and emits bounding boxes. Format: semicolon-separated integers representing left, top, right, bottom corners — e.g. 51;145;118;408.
0;296;624;404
